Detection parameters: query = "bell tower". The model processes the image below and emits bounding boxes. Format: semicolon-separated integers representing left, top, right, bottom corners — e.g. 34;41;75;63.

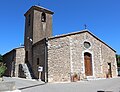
24;5;54;67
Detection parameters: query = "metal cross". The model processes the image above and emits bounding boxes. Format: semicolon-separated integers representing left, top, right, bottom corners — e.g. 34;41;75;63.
84;24;87;29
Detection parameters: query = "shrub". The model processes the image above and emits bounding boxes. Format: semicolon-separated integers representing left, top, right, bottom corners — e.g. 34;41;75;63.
116;54;120;67
0;54;2;62
0;64;7;77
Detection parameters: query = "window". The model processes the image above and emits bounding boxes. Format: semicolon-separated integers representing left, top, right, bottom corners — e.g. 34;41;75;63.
37;58;39;65
28;14;31;26
84;41;91;49
41;12;46;22
25;51;28;63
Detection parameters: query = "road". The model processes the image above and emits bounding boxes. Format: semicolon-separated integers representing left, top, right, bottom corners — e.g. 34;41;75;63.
3;77;120;92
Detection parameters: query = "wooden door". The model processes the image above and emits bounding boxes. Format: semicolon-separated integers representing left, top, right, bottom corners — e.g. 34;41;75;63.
84;52;93;76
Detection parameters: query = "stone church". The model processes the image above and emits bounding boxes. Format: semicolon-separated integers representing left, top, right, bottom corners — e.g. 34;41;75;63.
3;5;118;83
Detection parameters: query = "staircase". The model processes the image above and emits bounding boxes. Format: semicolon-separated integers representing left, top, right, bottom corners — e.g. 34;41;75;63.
21;64;32;79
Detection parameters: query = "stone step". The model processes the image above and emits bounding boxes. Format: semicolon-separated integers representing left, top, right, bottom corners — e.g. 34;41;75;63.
86;76;95;80
21;64;32;79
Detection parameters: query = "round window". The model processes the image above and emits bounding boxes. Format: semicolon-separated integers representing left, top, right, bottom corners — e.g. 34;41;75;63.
84;42;91;49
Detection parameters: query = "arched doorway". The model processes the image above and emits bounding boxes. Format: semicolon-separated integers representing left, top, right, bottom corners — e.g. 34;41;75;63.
84;52;93;76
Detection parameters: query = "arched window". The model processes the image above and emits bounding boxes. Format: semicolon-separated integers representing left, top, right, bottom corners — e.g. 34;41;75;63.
41;12;46;22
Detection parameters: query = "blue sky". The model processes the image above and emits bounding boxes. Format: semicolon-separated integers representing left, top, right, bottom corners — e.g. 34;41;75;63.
0;0;120;55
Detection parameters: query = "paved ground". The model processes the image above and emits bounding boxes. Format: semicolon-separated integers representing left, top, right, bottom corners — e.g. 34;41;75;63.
3;77;44;90
3;77;120;92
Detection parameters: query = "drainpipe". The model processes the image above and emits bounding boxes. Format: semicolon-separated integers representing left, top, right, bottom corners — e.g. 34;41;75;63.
44;38;48;83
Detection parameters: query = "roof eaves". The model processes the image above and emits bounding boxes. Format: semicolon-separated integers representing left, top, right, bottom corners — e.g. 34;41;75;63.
24;5;54;16
48;30;116;52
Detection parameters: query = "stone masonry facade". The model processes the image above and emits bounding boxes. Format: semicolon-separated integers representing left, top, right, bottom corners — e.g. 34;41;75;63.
3;47;25;77
3;6;118;83
32;39;46;81
24;6;118;82
47;31;118;82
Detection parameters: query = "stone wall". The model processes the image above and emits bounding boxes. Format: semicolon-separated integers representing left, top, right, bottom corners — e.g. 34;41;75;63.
32;39;46;81
3;47;25;77
15;47;25;77
33;10;53;44
47;31;117;82
48;37;71;82
0;81;16;91
24;6;53;72
84;32;102;78
3;50;15;77
101;43;118;78
24;7;33;67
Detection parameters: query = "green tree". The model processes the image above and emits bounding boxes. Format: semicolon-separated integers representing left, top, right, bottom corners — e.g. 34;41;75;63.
0;54;7;77
0;54;2;62
116;54;120;67
0;54;3;66
0;65;6;77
